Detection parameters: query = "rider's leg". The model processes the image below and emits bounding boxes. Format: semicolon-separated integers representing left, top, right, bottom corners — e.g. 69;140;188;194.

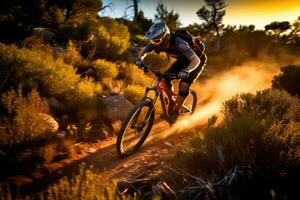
174;81;191;112
164;59;184;91
169;54;207;123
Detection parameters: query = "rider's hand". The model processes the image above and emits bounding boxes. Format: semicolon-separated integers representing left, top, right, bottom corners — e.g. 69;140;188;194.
178;70;189;79
135;59;143;67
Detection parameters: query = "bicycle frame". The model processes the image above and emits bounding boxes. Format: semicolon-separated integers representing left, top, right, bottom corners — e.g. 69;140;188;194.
142;78;177;118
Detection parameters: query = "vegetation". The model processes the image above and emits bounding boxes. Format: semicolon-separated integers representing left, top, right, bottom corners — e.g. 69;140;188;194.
164;89;300;198
0;0;300;198
155;2;181;31
0;88;51;146
0;166;135;200
272;65;300;97
197;0;226;51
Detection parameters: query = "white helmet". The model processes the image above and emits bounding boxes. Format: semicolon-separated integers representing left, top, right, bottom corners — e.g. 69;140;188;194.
144;21;170;45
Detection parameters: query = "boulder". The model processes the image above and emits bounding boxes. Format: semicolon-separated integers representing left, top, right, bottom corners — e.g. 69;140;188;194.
37;113;59;133
101;95;134;121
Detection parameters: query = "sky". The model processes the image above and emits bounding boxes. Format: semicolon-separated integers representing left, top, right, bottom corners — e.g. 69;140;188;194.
102;0;300;30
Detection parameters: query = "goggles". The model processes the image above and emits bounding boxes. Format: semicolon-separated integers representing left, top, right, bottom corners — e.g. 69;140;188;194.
151;38;163;45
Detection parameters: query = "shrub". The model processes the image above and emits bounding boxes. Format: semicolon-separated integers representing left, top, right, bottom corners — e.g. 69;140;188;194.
0;166;134;200
63;41;82;65
39;143;57;164
117;62;153;87
272;65;300;97
55;20;98;44
167;89;300;192
93;59;119;79
143;52;172;72
123;84;145;103
222;89;300;124
0;88;52;146
94;18;130;60
0;43;102;119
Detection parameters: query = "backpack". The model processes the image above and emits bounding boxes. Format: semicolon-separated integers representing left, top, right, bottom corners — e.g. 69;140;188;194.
171;29;205;56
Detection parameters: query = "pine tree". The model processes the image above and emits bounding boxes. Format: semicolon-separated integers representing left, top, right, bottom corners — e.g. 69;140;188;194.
197;0;226;52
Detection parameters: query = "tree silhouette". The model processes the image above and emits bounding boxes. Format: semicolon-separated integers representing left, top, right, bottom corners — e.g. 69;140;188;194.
154;2;181;31
272;65;300;97
265;21;291;37
124;0;139;21
288;16;300;46
197;0;226;52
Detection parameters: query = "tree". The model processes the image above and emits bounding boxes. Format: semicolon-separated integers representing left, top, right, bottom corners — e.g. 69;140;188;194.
123;0;139;21
272;65;300;97
197;0;226;52
265;21;291;35
154;2;181;31
66;0;102;23
287;16;300;46
0;0;103;42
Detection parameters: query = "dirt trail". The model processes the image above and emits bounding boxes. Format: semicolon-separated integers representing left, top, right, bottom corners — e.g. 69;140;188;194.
22;120;197;195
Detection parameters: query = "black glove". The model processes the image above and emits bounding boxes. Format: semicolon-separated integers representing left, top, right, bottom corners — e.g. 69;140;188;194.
178;70;189;79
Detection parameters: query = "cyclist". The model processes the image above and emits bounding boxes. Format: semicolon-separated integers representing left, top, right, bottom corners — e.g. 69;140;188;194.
136;21;207;123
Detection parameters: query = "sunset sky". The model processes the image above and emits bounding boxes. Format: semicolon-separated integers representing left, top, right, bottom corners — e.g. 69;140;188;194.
102;0;300;29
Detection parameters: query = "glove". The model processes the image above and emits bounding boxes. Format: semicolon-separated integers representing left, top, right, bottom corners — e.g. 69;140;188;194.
135;59;143;67
178;70;189;79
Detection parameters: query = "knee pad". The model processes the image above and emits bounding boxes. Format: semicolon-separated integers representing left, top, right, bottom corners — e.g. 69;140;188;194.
178;82;190;97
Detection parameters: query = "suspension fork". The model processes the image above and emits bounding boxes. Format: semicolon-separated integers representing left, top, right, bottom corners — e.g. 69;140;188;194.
131;87;160;129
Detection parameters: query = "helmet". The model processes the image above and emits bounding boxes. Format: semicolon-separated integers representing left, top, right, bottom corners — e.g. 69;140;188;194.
144;21;170;45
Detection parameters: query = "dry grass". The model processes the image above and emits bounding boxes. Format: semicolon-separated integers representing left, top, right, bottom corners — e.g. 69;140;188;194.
0;166;137;200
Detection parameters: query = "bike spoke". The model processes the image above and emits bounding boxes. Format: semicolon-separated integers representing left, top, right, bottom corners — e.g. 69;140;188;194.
121;105;151;153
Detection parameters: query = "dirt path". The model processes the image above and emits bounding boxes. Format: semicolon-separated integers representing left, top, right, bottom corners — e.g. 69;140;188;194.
22;120;199;195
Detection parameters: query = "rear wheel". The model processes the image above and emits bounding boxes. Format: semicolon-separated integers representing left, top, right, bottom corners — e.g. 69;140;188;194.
180;90;197;115
116;100;155;158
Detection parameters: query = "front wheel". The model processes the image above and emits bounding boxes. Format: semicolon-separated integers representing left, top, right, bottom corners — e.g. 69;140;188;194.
116;100;155;158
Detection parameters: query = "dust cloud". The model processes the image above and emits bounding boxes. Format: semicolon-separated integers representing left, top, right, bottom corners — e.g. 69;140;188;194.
155;60;281;139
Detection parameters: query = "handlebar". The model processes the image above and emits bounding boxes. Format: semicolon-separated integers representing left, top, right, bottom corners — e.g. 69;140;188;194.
137;61;178;80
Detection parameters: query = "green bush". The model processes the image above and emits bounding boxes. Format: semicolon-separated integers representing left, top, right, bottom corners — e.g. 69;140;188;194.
167;89;300;189
272;65;300;97
93;59;119;79
0;88;52;146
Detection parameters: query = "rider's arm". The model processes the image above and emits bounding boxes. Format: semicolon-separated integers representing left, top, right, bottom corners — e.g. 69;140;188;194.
175;38;201;73
137;42;155;59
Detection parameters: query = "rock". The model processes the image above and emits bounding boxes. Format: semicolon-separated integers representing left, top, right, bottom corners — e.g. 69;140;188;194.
37;113;59;133
57;131;67;139
88;147;97;154
101;95;134;121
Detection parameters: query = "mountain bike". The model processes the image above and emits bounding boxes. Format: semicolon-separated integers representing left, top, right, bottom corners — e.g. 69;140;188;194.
116;61;197;157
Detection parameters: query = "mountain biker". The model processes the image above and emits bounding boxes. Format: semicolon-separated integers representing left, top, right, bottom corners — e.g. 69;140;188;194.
136;21;207;123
